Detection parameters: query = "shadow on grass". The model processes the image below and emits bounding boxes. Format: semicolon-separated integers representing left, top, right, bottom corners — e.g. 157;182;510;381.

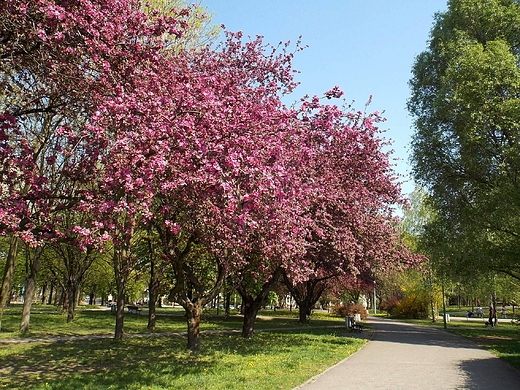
1;328;363;390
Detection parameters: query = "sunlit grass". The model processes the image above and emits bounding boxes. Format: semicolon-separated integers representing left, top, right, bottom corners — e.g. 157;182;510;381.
0;305;344;340
0;305;366;389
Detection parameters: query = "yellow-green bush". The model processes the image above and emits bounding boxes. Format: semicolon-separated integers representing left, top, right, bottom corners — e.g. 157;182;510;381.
391;294;429;319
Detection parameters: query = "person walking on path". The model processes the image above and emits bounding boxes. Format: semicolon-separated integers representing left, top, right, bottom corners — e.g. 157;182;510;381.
296;317;520;389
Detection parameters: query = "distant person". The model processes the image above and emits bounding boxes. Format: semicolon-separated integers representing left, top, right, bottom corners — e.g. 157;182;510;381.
476;306;483;318
466;310;474;318
501;305;507;319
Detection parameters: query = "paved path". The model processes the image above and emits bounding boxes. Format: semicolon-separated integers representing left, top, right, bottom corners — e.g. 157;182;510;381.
297;317;520;390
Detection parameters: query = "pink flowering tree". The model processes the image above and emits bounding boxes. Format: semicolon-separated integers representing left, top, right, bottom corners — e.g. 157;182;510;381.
147;31;309;349
0;0;192;336
280;92;417;323
0;0;106;330
1;0;416;348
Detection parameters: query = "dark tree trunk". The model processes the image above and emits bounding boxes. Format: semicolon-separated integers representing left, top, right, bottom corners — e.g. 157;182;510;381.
238;267;283;338
40;283;47;304
66;279;77;323
241;295;262;338
47;283;54;305
54;287;62;306
168;262;226;350
298;300;314;323
113;244;130;340
224;291;231;319
0;235;19;331
283;273;327;324
89;288;95;305
114;276;126;340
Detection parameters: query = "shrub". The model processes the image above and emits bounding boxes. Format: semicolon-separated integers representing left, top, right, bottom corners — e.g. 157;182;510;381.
331;303;368;320
379;295;401;315
391;294;429;319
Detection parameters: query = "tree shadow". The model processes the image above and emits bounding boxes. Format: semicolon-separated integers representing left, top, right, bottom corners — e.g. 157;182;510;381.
368;318;485;349
458;357;520;389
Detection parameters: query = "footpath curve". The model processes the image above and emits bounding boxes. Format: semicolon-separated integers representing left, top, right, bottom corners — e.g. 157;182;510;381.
296;317;520;390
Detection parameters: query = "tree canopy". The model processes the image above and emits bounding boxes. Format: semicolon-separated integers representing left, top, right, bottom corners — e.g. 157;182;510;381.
408;0;520;280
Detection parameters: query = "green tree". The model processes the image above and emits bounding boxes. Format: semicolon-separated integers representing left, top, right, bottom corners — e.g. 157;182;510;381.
143;0;219;51
82;253;115;305
408;0;520;281
401;187;440;320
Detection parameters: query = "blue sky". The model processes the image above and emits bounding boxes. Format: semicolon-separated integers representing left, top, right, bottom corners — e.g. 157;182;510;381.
200;0;448;197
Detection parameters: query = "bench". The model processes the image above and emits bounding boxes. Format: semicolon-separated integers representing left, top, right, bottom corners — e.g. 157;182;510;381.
346;316;363;333
127;305;142;314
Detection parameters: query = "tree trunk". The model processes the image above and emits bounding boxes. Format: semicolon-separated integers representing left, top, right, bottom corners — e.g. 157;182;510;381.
0;235;19;332
40;283;47;304
20;246;43;333
225;291;231;319
114;274;126;340
47;283;54;305
147;295;157;330
66;279;77;323
147;257;160;330
54;287;62;306
429;274;436;322
298;300;313;323
283;275;324;324
238;267;283;338
89;288;95;305
186;302;202;351
241;295;262;338
113;241;132;340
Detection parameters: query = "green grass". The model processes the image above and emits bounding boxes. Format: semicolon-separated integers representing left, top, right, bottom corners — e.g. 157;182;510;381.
0;305;367;389
0;305;342;339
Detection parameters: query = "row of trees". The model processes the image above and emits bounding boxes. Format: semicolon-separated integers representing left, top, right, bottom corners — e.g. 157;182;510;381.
0;0;413;350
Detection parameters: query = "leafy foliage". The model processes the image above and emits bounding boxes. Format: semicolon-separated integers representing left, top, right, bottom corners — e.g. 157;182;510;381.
408;0;520;280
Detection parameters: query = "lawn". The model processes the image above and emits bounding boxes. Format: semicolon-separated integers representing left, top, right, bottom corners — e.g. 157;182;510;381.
0;305;344;339
0;305;368;390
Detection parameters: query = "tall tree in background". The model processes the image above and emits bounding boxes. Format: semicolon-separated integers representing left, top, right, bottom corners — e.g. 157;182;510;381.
408;0;520;280
144;0;219;50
